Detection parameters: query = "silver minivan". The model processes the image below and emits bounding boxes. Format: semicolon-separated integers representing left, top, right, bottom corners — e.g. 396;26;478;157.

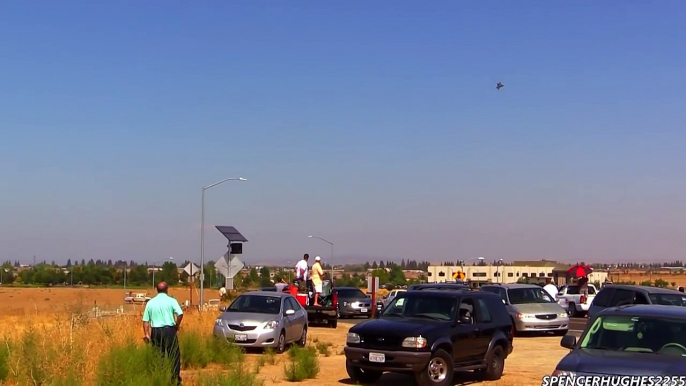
481;283;569;335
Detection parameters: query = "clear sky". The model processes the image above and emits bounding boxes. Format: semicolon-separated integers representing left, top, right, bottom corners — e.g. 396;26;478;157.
2;1;685;265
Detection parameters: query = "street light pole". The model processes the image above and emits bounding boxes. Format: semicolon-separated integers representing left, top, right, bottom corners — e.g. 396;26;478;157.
495;258;504;283
123;261;127;291
200;177;247;307
308;235;334;280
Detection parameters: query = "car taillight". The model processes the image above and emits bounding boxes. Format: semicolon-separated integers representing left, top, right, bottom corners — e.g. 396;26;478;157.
580;295;586;304
333;291;338;308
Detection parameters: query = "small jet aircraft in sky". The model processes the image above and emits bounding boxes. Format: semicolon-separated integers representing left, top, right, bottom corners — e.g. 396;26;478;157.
496;82;504;90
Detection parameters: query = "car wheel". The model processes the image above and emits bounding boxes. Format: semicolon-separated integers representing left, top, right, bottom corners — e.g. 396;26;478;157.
553;329;568;336
482;345;505;381
298;327;307;347
415;349;453;386
346;360;382;384
276;331;286;353
330;318;338;329
567;303;577;317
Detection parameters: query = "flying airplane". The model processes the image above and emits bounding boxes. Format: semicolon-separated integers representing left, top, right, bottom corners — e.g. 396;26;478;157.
496;82;504;90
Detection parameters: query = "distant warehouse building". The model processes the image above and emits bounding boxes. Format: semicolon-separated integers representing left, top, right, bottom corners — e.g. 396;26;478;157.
426;260;608;287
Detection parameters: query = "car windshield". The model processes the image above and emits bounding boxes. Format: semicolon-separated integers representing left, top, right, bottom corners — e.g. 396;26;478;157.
564;285;597;295
649;294;685;306
227;295;281;314
580;315;686;355
381;295;456;321
507;288;555;304
338;289;367;299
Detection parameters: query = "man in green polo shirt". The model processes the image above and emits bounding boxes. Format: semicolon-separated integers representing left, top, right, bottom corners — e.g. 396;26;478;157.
143;281;183;385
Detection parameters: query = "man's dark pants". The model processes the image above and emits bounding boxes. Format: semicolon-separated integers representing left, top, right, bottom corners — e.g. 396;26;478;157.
151;326;182;385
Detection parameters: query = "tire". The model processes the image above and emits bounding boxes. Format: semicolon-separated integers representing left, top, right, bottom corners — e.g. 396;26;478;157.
330;318;338;329
346;360;383;384
415;349;453;386
276;331;286;353
482;345;505;381
298;327;307;347
553;329;568;336
567;303;577;317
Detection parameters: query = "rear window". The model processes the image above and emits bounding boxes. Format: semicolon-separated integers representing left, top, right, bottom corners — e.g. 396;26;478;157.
565;285;597;295
338;289;367;299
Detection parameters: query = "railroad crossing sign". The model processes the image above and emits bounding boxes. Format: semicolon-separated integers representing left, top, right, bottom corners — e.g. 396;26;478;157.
452;271;465;280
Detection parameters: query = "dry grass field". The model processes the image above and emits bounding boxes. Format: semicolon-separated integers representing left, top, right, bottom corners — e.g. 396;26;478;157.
609;269;686;286
0;287;566;385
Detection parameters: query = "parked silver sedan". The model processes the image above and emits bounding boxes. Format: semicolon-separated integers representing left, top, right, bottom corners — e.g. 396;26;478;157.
481;283;569;335
214;291;308;353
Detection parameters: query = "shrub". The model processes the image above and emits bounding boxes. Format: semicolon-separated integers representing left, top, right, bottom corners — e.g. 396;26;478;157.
0;339;9;382
179;331;245;369
315;341;332;357
283;345;319;382
198;365;264;386
95;339;176;386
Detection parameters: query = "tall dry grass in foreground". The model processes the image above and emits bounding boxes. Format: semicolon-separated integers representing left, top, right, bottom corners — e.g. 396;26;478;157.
0;304;260;386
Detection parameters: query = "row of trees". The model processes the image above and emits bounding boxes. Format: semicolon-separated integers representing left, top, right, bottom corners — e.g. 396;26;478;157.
0;260;226;287
362;260;431;271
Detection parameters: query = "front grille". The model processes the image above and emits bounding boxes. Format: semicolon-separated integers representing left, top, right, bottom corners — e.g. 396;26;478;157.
535;314;557;320
235;339;257;344
360;335;403;350
228;324;257;331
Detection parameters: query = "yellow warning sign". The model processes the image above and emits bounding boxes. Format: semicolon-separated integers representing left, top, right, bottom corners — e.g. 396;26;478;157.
452;271;465;280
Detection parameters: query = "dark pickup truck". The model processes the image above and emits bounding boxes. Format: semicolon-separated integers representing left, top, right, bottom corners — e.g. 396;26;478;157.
265;280;339;328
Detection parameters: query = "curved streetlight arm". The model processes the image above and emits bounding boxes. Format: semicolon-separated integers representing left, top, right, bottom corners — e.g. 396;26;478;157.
308;235;334;279
203;177;247;191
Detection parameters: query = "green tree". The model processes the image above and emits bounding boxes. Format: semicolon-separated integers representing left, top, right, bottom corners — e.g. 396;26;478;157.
259;267;272;286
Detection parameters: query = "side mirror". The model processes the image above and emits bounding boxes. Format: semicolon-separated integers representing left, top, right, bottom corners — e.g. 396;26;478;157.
560;335;577;349
219;306;227;312
459;316;473;324
285;309;296;316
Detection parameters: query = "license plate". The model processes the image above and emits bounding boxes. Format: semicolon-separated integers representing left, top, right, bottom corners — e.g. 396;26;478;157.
234;334;247;342
368;352;385;363
360;308;368;313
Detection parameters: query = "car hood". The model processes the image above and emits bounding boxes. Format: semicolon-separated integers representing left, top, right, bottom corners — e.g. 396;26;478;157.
218;312;280;325
351;317;448;337
557;349;686;376
512;303;564;314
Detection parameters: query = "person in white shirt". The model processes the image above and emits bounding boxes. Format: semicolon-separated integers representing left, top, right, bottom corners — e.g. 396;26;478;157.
294;254;310;292
543;278;558;301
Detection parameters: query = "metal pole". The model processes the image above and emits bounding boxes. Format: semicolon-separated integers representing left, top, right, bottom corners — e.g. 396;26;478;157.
200;188;205;307
124;262;127;290
199;177;246;308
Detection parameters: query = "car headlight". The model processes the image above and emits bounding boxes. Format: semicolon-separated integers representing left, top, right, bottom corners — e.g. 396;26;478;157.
402;336;427;349
516;313;535;319
558;312;568;318
552;369;576;376
215;319;223;326
347;332;361;344
264;321;279;330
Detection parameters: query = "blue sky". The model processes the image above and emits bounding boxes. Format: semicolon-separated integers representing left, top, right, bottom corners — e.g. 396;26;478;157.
2;1;685;265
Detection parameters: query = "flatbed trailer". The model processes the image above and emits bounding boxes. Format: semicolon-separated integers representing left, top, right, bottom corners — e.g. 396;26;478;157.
290;279;339;328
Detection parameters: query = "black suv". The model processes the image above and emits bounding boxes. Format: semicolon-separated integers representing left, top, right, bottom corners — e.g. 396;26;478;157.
344;290;513;386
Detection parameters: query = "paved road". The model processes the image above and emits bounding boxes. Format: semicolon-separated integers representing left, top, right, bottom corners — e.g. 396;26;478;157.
341;317;589;335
